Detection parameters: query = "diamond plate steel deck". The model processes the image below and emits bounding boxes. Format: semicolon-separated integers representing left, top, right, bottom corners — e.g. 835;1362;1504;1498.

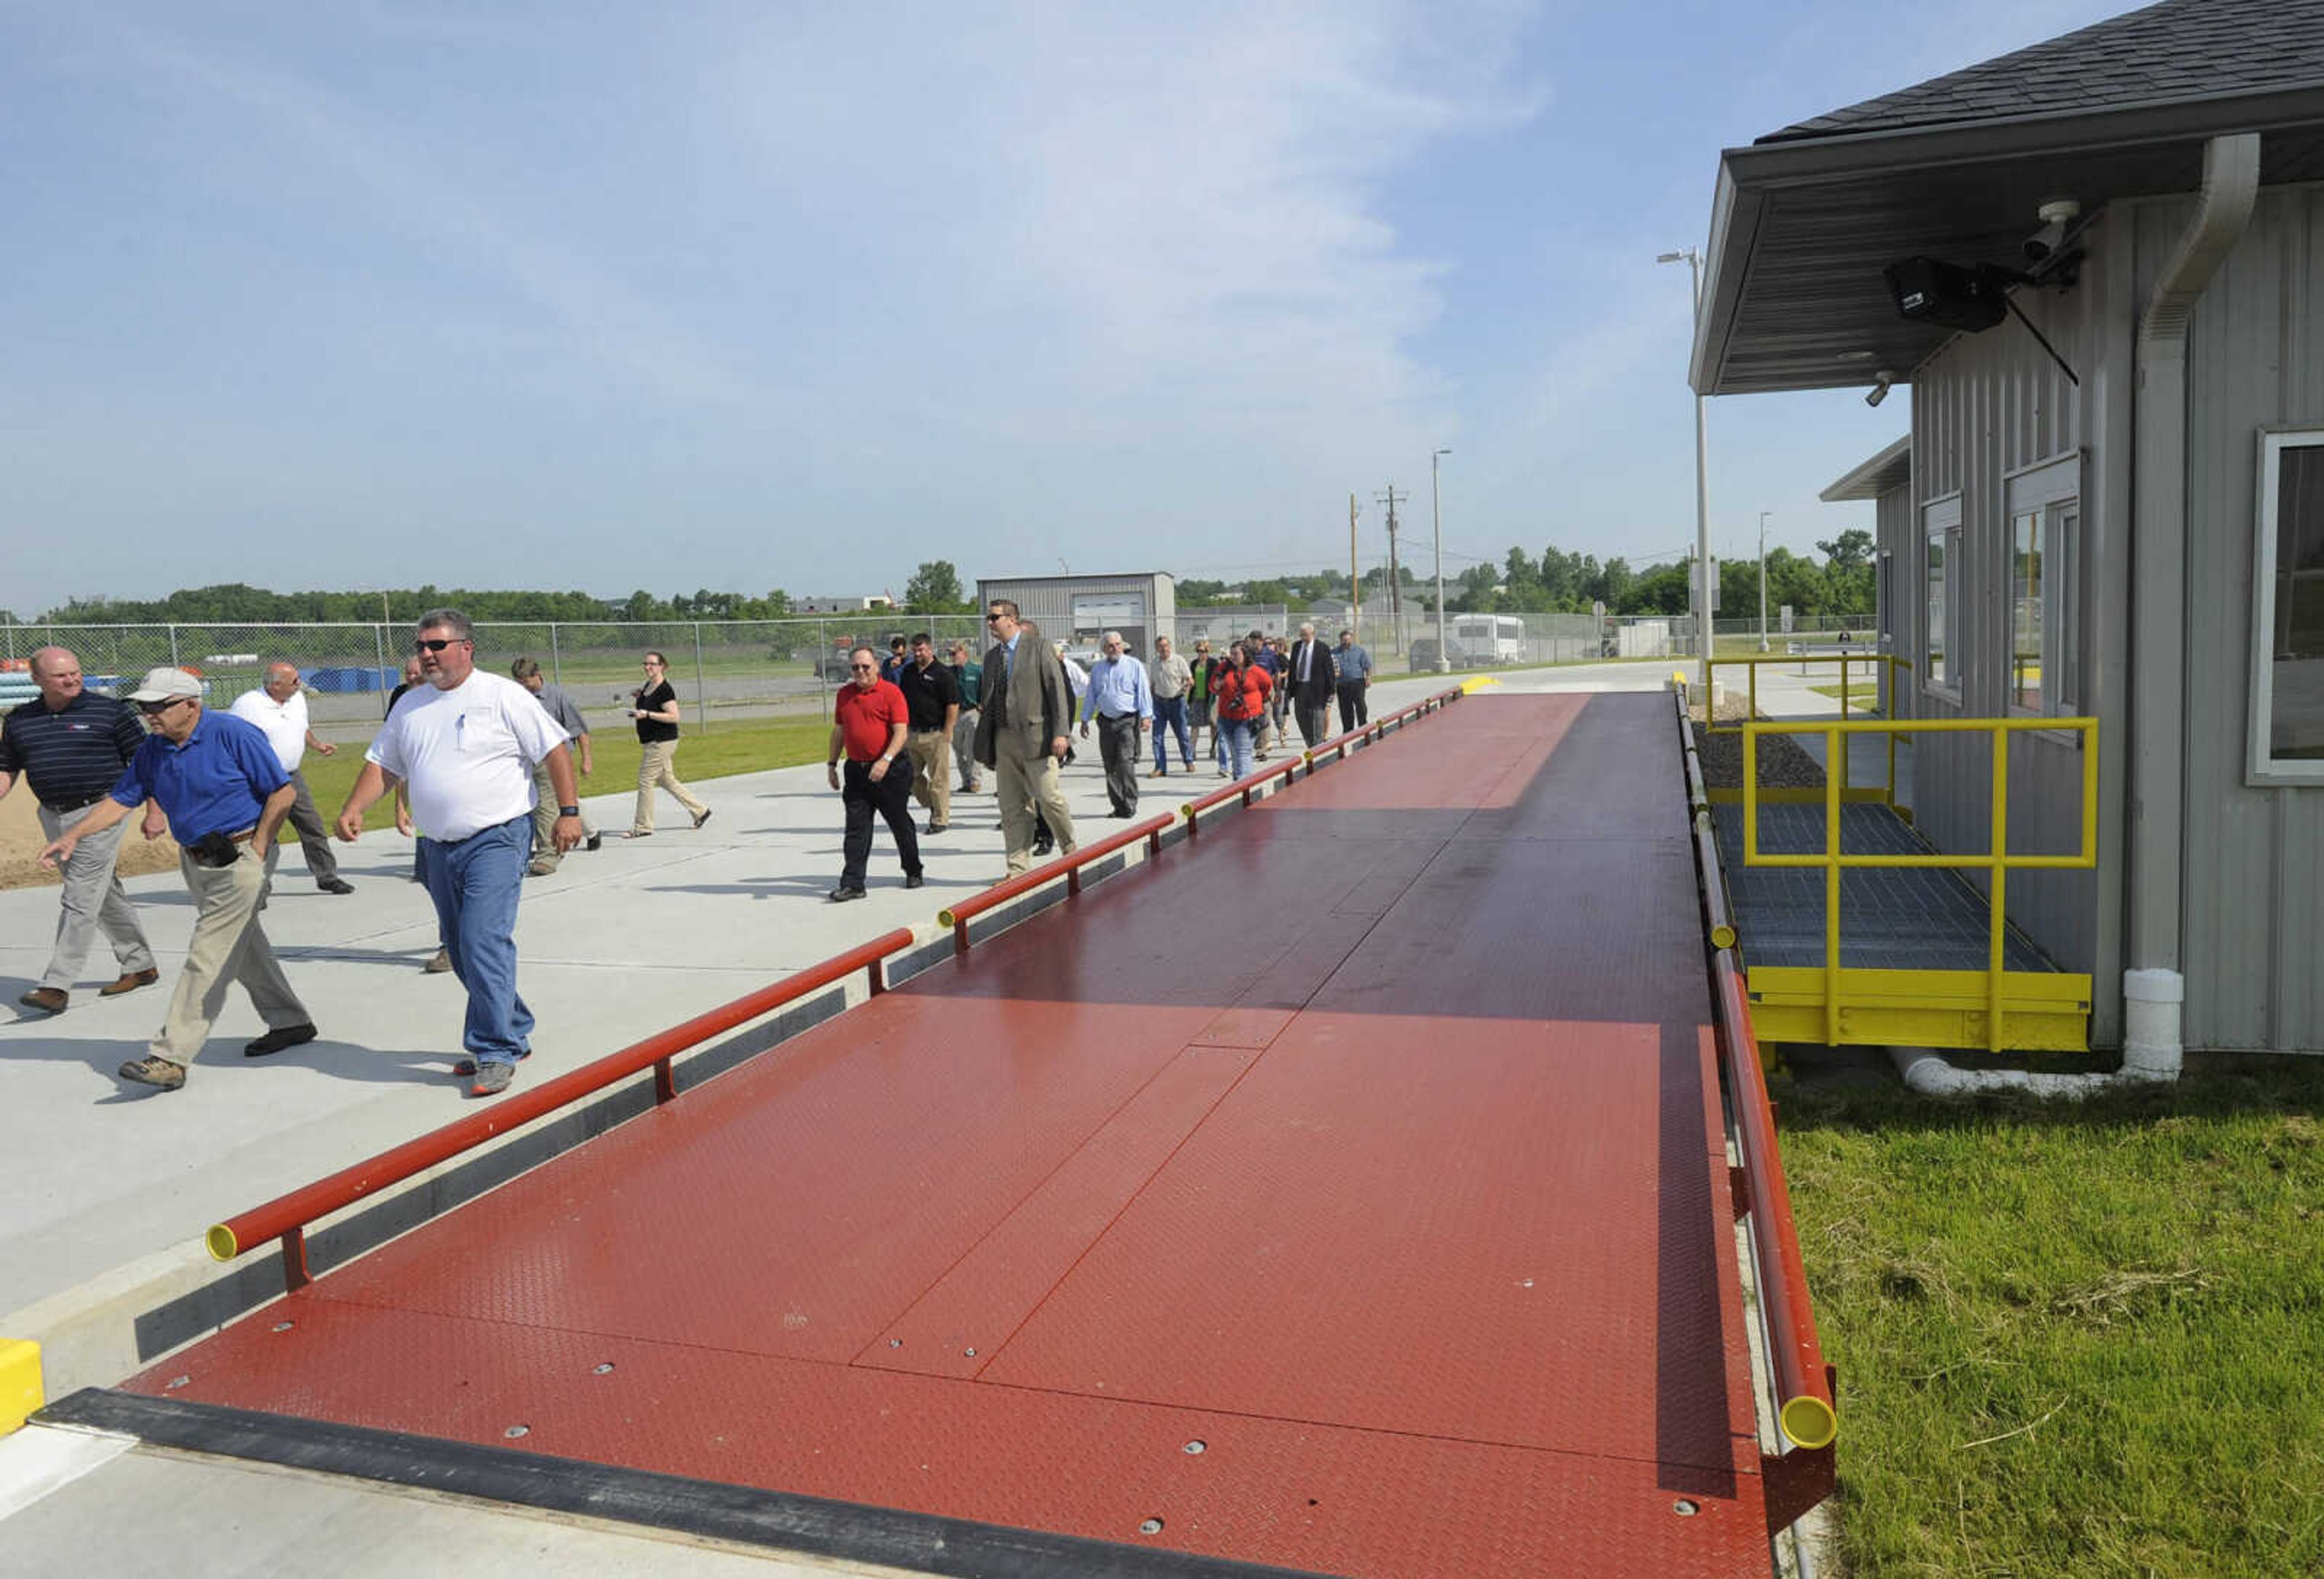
120;694;1782;1578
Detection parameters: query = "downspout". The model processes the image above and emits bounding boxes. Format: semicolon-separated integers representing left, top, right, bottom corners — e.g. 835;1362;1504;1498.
2122;131;2259;1080
1895;133;2257;1100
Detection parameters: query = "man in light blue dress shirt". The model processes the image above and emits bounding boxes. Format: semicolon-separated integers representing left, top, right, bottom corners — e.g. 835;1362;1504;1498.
1077;630;1152;818
1335;628;1375;731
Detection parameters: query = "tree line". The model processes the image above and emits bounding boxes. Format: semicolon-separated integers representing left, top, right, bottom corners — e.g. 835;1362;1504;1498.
24;539;1873;628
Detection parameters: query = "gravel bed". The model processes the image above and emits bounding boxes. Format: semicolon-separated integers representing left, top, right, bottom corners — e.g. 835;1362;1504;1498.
1690;714;1825;790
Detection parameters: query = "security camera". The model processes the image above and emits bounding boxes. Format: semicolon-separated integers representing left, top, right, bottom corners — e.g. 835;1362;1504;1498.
1865;370;1897;409
2023;198;2081;263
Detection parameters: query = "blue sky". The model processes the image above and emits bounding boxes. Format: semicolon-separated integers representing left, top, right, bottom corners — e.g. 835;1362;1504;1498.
3;0;2128;617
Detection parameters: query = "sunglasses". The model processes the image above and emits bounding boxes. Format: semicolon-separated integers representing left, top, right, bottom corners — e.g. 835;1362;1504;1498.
136;697;193;715
413;637;468;653
984;612;1005;622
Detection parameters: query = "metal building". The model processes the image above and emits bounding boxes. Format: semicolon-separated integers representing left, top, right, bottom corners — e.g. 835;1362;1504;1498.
1690;0;2324;1056
974;571;1176;661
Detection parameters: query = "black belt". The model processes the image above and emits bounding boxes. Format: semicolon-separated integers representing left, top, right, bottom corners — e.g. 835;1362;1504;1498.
42;793;112;816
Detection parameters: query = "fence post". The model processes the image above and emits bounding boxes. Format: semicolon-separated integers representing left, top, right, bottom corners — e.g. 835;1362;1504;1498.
693;622;708;733
373;622;388;692
168;625;180;668
550;622;561;684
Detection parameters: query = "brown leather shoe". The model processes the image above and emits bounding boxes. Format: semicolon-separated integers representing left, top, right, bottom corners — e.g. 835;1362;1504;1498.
98;968;160;998
18;987;67;1015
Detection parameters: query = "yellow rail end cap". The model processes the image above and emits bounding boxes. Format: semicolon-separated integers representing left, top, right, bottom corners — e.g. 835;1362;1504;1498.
1781;1394;1838;1451
0;1338;43;1436
206;1223;239;1262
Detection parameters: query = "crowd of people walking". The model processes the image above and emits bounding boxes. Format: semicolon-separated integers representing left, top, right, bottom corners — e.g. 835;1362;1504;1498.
8;613;1374;1101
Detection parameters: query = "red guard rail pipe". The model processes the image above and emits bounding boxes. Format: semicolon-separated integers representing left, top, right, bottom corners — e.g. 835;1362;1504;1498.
208;927;917;1292
1715;949;1838;1453
1673;687;1833;1454
938;811;1176;955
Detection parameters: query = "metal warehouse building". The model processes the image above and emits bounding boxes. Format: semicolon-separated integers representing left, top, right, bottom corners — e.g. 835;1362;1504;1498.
1693;0;2324;1057
974;572;1177;660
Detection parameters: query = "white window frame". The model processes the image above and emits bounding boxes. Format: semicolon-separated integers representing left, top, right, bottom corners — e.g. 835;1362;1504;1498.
1921;494;1962;700
2003;453;2083;721
2248;428;2324;784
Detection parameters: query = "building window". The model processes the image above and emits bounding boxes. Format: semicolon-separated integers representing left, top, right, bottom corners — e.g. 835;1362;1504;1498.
1922;497;1961;695
2003;454;2081;719
2250;431;2324;781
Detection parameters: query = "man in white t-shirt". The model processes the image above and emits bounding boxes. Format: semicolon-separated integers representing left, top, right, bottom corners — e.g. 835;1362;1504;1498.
229;660;353;894
335;608;581;1097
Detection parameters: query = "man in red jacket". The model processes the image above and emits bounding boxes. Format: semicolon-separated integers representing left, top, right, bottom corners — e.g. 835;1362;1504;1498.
826;648;923;901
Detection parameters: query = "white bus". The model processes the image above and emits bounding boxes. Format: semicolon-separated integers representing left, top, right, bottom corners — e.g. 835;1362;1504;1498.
1450;615;1526;664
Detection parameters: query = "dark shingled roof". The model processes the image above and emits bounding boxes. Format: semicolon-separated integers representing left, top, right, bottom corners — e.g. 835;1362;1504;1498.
1759;0;2324;145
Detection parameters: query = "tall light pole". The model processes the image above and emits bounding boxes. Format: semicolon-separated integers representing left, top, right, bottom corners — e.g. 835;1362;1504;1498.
1757;510;1770;652
1658;248;1713;691
1431;448;1452;672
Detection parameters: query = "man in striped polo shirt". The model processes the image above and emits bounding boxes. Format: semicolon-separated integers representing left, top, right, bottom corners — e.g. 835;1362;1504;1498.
0;648;159;1016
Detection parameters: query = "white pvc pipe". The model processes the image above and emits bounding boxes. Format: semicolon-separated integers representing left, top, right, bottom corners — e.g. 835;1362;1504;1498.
1889;1046;2121;1098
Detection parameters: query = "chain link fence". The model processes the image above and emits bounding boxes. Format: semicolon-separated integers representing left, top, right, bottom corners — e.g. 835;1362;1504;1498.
2;608;1878;724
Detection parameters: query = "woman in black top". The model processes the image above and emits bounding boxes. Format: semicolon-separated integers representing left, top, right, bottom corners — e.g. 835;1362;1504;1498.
626;651;711;836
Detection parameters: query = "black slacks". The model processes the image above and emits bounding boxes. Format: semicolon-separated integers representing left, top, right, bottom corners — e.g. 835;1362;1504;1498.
1336;680;1370;731
841;756;922;889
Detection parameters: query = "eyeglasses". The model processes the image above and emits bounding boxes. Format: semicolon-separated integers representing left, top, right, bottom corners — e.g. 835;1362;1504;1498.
136;697;192;715
984;612;1005;622
413;637;468;653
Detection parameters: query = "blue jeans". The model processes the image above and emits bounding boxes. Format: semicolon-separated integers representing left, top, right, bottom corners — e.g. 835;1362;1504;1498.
421;813;534;1066
1218;717;1254;780
1152;695;1192;770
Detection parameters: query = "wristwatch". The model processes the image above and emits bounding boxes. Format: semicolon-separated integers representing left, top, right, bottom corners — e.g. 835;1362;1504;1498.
558;804;580;817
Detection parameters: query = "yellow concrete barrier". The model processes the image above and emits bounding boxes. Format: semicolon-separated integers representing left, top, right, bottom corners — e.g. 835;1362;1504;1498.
0;1338;42;1435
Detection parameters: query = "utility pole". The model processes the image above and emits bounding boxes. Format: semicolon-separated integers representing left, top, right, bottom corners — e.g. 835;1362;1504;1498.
1431;449;1451;672
1348;493;1361;640
1757;510;1770;652
1376;484;1408;652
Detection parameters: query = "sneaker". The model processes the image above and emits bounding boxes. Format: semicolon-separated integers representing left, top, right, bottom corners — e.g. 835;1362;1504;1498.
903;872;925;890
585;833;603;853
424;948;452;973
99;968;160;997
1216;767;1230;778
244;1022;318;1059
469;1062;516;1097
528;858;558;877
18;987;68;1015
828;886;867;903
318;878;355;895
692;808;713;829
453;1049;533;1078
623;829;653;839
118;1055;186;1091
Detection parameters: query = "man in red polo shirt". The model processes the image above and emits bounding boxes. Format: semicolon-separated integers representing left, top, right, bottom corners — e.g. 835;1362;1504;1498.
826;646;922;902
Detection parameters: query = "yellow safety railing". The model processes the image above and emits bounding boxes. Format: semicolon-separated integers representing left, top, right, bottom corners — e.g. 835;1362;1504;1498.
1704;654;1915;810
1742;715;2098;1049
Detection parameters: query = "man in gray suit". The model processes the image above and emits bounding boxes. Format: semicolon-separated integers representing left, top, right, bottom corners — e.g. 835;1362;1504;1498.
973;600;1077;875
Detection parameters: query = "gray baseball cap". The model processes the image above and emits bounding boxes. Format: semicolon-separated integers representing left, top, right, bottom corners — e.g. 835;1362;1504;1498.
126;666;203;702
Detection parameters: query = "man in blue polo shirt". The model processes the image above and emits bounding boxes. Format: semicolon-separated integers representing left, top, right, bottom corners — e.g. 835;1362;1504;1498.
39;666;317;1092
0;647;160;1015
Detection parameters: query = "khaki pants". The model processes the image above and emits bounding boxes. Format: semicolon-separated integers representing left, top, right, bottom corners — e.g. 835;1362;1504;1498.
528;754;596;870
905;732;951;825
632;740;706;832
995;742;1075;875
36;803;155;991
153;841;309;1072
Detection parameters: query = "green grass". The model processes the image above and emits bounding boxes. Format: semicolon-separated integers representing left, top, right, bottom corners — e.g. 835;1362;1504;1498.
1777;1063;2324;1577
1807;681;1883;706
298;717;836;832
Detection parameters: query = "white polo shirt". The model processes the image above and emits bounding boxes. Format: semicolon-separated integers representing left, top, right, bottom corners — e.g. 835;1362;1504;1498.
369;670;571;842
228;686;312;773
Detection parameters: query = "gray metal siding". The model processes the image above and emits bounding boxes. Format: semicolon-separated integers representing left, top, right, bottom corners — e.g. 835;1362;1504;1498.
2164;183;2324;1052
974;574;1175;655
1904;247;2101;985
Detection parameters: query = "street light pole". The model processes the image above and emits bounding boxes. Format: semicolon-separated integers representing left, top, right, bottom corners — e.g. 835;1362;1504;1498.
1431;448;1451;672
1658;248;1713;691
1758;510;1770;652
